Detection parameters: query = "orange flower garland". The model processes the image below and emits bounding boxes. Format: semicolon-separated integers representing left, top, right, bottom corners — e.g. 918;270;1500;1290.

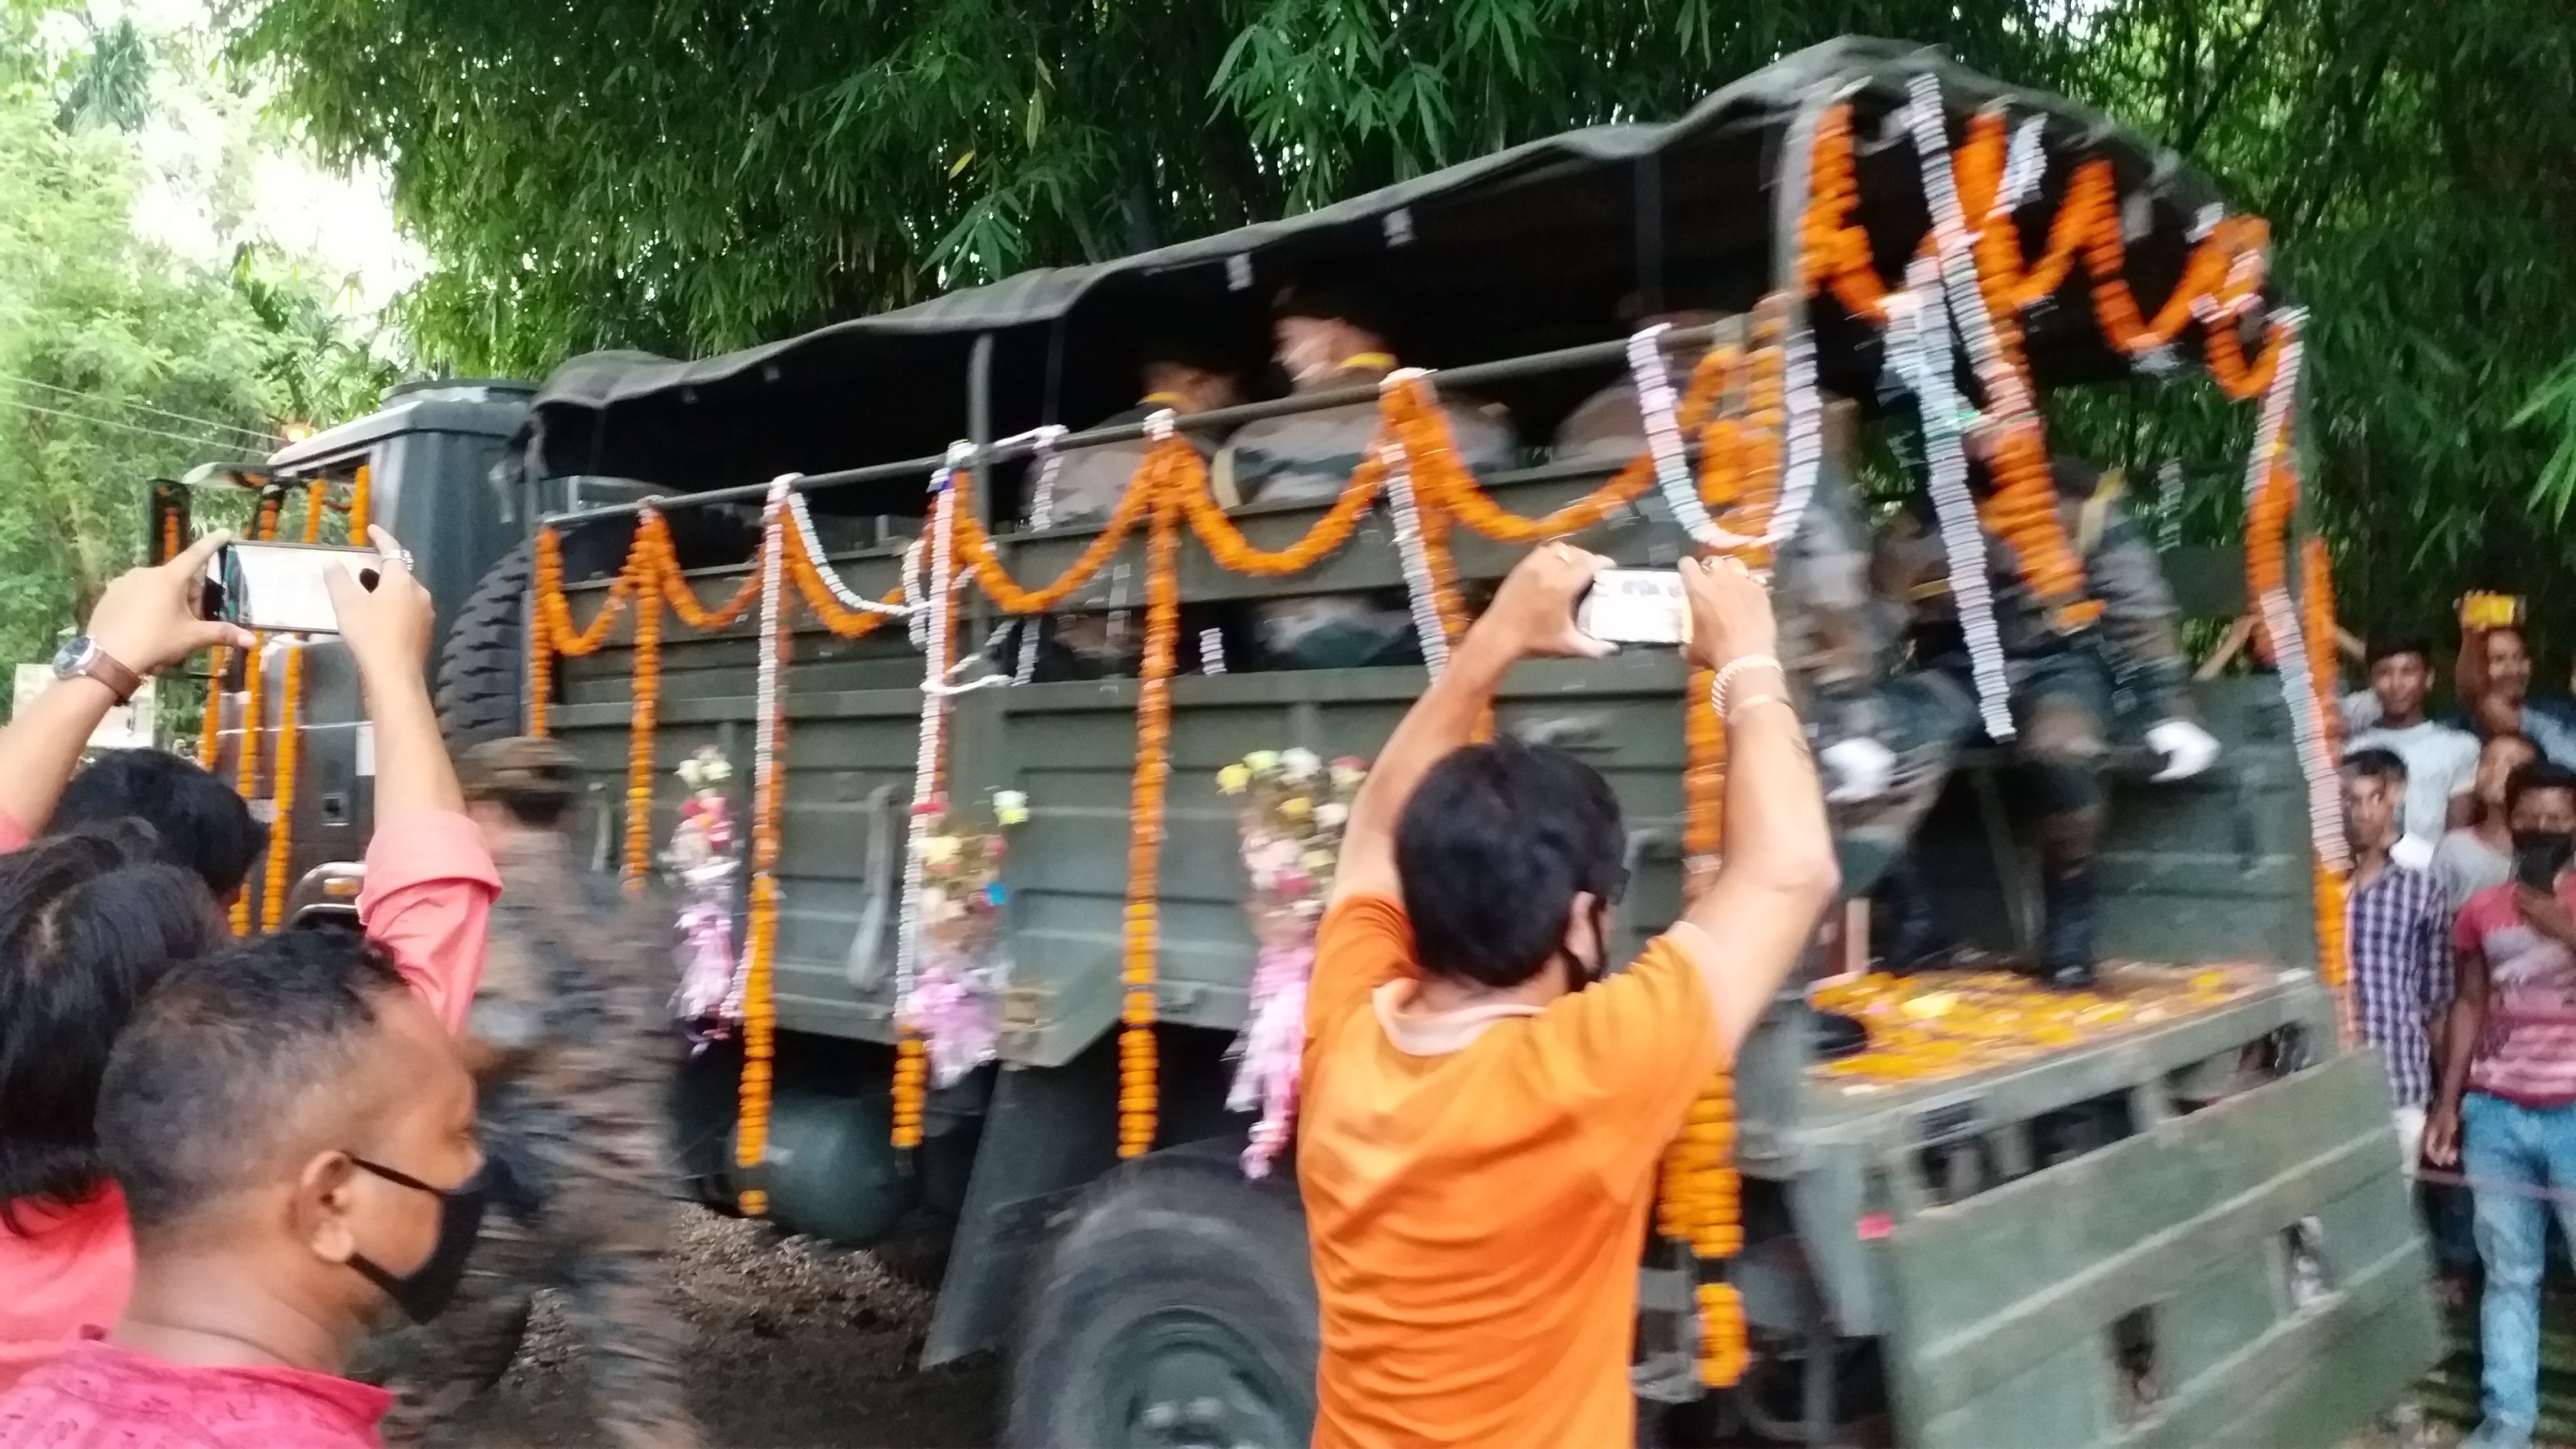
348;464;371;538
1120;470;1183;1158
737;500;792;1215
196;648;228;771
623;572;662;892
226;493;283;935
260;642;306;930
529;529;562;736
2300;536;2355;1034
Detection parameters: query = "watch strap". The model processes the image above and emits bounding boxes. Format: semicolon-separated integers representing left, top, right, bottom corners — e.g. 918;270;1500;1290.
67;642;144;704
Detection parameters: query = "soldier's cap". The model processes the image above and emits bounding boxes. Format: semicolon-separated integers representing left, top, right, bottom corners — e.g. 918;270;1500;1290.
457;736;585;810
1272;268;1393;340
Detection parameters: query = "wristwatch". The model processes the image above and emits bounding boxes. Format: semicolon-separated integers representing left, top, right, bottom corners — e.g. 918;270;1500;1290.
51;636;143;704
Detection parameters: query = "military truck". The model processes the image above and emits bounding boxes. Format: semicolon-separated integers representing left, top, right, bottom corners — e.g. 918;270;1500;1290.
195;37;2434;1449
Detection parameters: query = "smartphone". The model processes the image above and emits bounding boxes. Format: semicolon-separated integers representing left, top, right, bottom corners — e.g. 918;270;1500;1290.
2515;834;2573;893
2461;591;2526;632
1575;567;1687;647
202;542;382;635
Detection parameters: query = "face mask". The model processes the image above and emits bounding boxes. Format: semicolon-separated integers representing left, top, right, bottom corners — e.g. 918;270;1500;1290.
2512;831;2575;893
346;1157;489;1323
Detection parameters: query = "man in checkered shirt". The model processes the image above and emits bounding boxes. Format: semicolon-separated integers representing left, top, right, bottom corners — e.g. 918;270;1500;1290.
2342;746;2456;1168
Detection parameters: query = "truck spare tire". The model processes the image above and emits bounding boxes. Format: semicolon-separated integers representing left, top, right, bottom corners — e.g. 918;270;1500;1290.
1006;1154;1316;1449
435;541;531;749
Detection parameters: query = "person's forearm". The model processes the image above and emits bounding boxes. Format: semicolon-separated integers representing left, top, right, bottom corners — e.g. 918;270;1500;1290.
2435;984;2482;1115
1687;686;1838;916
0;678;121;835
1343;627;1514;841
366;672;462;819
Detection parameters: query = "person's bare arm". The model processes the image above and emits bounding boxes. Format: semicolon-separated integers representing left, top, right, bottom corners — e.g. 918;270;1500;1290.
1332;543;1612;905
1673;557;1840;1055
0;532;249;835
2426;945;2488;1167
2192;613;2258;683
326;526;463;820
2448;793;2479;832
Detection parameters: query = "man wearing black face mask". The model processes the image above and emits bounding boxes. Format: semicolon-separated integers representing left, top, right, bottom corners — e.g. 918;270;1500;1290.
0;930;483;1449
1298;546;1838;1448
2428;760;2576;1449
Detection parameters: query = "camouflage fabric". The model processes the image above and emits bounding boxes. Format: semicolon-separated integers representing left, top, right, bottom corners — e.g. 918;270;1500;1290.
379;830;700;1449
1216;364;1516;670
1777;402;1977;899
1876;461;2194;730
1544;317;1749;469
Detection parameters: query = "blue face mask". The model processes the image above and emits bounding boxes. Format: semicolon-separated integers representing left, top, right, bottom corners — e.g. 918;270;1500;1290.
345;1157;490;1323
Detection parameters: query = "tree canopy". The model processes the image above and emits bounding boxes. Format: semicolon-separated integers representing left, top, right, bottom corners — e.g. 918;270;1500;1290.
0;10;399;718
229;0;2576;643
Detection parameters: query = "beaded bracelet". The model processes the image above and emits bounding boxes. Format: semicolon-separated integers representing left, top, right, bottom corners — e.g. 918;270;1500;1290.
1709;654;1784;717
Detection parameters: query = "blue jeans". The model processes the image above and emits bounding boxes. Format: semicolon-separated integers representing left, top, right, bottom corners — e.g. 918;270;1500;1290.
2463;1092;2576;1443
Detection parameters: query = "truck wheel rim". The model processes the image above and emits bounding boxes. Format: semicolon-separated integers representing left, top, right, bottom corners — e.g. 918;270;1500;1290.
1109;1309;1300;1449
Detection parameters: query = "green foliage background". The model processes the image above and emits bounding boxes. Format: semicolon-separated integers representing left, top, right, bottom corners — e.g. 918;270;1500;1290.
225;0;2576;651
0;7;399;728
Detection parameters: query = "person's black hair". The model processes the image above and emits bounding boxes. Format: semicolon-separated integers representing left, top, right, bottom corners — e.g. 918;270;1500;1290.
1393;738;1626;988
2365;636;2436;671
97;926;408;1240
50;749;266;897
1273;268;1394;343
1137;322;1245;381
2507;760;2576;817
0;826;226;1230
2342;746;2408;786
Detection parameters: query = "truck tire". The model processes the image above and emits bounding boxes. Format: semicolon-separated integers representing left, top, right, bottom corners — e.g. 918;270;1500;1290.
435;542;531;748
1006;1156;1317;1449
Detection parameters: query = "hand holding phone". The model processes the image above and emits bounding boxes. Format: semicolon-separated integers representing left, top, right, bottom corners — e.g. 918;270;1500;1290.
201;541;383;635
1574;567;1688;648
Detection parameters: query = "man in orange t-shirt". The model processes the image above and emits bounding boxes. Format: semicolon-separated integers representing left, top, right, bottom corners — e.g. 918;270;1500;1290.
1299;544;1839;1448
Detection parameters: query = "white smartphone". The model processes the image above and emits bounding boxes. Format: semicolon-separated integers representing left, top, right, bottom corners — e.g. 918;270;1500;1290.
202;542;383;635
1574;567;1688;647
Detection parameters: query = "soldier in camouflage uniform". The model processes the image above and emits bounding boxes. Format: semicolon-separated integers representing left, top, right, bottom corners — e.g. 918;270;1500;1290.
1551;367;1977;908
1021;330;1244;680
1873;454;2215;987
379;737;702;1449
1217;276;1516;669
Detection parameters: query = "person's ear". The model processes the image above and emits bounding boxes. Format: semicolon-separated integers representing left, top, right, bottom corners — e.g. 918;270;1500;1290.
296;1150;363;1265
1562;889;1604;963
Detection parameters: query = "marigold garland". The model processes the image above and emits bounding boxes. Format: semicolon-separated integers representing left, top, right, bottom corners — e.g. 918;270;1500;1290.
1120;462;1185;1158
737;493;792;1214
226;493;283;935
260;642;306;931
623;568;663;892
348;464;371;538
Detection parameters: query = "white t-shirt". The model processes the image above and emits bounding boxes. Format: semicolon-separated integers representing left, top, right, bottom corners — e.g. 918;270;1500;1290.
2349;718;2479;849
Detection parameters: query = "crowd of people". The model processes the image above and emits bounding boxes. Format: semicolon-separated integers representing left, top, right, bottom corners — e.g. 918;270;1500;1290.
0;531;694;1449
2338;622;2576;1449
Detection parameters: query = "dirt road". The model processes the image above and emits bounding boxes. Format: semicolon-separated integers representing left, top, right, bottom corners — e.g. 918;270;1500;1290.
444;1209;1001;1448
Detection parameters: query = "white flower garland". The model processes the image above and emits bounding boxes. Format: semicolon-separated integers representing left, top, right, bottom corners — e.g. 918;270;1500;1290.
1886;259;2017;741
1012;426;1068;685
745;475;793;987
895;445;972;1022
1377;372;1455;679
1625;325;1757;556
2241;312;2347;870
784;485;916;619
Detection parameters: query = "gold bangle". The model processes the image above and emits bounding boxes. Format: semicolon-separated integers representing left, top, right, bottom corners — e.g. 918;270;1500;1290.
1725;693;1796;723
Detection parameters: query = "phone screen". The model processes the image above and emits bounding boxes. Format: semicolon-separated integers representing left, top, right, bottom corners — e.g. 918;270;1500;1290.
207;543;381;635
1574;568;1686;647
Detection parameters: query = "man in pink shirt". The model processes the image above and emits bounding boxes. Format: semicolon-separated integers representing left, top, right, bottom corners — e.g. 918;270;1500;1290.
0;527;499;1364
2428;760;2576;1449
0;916;485;1447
